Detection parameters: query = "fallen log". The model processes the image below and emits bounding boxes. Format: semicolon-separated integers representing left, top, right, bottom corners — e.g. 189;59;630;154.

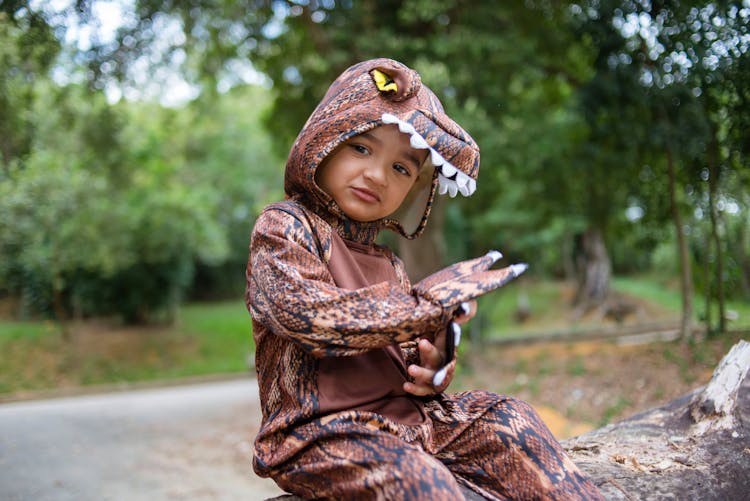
267;341;750;500
564;340;750;500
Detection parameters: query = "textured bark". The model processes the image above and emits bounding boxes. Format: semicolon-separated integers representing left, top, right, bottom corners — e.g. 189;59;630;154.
572;227;612;316
564;340;750;501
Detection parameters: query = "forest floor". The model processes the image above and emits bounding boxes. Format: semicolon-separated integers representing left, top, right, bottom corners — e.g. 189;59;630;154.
454;330;747;439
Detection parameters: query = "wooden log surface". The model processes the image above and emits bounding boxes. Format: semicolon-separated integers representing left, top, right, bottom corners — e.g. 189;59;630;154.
266;341;750;500
564;340;750;500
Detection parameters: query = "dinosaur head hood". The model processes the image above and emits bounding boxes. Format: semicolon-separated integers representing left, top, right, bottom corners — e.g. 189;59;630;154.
285;58;480;243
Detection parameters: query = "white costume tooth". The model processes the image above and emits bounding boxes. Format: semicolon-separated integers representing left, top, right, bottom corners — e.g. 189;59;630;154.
451;321;462;348
455;171;469;188
409;134;429;149
380;112;478;198
441;163;457;177
398;121;417;135
438;174;450;195
511;263;529;277
459;302;471;316
381;112;399;124
430;149;445;166
487;250;503;263
447;181;458;198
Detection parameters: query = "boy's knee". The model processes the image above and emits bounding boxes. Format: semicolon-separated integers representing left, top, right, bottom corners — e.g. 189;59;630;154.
492;394;541;422
393;450;463;498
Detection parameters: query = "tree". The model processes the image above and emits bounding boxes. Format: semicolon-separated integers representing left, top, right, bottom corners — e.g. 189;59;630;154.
0;3;60;169
25;0;750;327
571;0;749;337
94;1;594;283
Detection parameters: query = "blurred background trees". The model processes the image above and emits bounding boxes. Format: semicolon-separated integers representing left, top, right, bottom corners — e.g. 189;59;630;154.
0;0;747;337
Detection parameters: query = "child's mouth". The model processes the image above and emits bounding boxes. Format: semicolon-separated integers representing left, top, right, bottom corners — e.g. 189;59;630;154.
351;187;380;203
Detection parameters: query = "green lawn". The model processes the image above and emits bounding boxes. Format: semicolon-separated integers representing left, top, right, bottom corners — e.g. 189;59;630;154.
612;275;683;312
477;274;749;340
0;300;254;397
613;275;750;329
176;300;255;374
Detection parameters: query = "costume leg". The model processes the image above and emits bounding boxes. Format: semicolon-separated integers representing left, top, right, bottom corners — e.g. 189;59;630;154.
431;391;604;501
272;422;466;501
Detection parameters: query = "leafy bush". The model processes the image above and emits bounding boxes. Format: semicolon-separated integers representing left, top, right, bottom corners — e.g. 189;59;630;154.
0;154;228;323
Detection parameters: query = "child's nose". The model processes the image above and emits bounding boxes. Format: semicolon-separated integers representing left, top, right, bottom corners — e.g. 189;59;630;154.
363;162;388;186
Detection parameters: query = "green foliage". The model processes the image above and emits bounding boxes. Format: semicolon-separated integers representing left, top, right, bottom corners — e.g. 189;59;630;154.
0;6;60;165
0;76;281;322
4;0;749;328
0;300;253;395
0;148;230;322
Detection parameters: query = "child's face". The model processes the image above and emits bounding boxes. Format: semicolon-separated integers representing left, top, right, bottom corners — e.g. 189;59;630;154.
315;124;428;222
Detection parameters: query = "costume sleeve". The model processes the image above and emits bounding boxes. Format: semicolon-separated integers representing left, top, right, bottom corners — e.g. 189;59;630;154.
413;250;526;308
399;340;421;367
247;208;450;358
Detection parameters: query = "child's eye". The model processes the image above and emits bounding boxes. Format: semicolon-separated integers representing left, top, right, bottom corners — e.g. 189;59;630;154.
350;144;369;155
393;163;412;177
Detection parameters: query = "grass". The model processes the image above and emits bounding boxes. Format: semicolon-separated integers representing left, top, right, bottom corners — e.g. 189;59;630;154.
477;280;566;338
176;300;254;374
613;274;750;329
611;275;683;312
478;273;750;341
0;299;253;397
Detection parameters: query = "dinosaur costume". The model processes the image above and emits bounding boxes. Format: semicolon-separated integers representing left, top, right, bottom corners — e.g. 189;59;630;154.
246;58;603;500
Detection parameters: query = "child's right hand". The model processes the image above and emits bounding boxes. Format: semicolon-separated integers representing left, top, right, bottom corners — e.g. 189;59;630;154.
413;251;527;309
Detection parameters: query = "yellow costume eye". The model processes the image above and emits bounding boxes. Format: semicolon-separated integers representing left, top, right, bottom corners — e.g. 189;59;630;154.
372;69;398;92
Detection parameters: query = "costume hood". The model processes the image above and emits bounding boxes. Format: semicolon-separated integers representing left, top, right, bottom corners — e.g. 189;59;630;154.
285;58;480;241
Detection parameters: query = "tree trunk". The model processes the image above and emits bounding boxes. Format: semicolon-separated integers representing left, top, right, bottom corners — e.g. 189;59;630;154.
50;273;70;342
666;145;694;341
564;340;750;500
702;232;712;333
707;132;726;333
735;213;750;299
572;227;611;315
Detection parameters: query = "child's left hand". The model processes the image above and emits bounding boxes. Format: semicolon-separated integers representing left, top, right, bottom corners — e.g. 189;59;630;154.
404;338;455;396
403;300;476;396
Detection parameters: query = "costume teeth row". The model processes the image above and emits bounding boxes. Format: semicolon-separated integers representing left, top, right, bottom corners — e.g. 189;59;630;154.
381;113;476;197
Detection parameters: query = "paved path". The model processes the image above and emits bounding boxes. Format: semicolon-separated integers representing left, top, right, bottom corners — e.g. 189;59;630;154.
0;379;285;500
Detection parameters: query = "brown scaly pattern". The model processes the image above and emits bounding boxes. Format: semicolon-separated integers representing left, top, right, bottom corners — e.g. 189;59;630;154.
247;58;604;500
247;201;603;500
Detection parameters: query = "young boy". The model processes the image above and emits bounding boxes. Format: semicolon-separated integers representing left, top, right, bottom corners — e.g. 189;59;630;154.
246;58;603;500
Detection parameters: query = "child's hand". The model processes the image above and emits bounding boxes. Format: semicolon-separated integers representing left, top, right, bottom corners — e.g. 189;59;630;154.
403;338;455;396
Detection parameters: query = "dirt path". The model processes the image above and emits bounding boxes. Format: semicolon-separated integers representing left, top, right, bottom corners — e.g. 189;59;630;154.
0;378;284;501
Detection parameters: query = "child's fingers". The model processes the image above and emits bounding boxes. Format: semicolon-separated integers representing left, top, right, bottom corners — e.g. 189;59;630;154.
418;338;444;369
403;380;434;397
407;363;436;387
404;359;456;396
